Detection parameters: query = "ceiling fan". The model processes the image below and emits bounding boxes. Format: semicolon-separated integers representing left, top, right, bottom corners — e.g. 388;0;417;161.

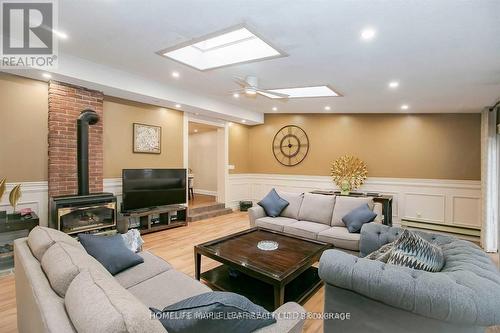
232;76;289;99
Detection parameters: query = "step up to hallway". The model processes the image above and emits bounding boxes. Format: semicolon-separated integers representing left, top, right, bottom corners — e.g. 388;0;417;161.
187;202;233;222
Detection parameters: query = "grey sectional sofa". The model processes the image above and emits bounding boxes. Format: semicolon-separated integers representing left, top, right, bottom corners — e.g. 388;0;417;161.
319;223;500;333
14;226;306;333
249;191;383;252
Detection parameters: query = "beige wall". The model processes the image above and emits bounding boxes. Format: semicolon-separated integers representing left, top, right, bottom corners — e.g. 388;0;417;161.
188;130;218;192
0;73;48;182
0;73;482;183
103;97;184;178
229;113;481;180
228;123;250;173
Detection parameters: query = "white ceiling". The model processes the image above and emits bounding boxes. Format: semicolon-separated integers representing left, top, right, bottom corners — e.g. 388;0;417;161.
10;1;500;121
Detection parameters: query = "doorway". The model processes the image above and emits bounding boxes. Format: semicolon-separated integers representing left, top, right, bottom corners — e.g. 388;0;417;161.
185;118;231;221
188;121;218;206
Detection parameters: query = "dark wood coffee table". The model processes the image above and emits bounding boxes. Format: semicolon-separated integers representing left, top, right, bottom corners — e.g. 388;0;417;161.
194;227;331;311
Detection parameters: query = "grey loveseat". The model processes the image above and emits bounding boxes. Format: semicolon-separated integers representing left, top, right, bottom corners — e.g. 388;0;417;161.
319;223;500;333
14;226;305;333
249;191;383;252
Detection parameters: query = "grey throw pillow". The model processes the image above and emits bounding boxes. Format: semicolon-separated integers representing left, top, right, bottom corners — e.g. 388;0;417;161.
150;291;276;333
78;233;144;275
387;229;445;272
342;204;377;233
365;241;395;263
258;189;289;217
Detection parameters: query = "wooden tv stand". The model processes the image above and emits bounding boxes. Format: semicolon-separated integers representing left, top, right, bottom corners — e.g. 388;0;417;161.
123;205;187;235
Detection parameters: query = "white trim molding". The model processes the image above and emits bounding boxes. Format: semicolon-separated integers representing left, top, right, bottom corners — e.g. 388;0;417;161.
228;173;482;231
481;108;499;252
193;189;217;196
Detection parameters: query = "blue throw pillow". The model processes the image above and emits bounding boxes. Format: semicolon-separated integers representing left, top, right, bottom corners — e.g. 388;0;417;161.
78;233;144;275
258;189;289;217
342;204;377;233
150;291;276;333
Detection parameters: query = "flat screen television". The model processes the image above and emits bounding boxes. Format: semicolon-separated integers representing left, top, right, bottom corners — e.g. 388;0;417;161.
122;169;187;212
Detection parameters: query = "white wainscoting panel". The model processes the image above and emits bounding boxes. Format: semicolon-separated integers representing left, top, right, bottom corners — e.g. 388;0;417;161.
2;176;482;230
0;182;49;226
103;178;123;210
403;193;445;224
451;196;481;228
227;174;482;228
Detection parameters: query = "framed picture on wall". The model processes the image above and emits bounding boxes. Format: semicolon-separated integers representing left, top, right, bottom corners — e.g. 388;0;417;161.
133;123;161;154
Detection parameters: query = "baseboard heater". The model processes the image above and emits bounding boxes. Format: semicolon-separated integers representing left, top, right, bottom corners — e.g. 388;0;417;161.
401;219;481;243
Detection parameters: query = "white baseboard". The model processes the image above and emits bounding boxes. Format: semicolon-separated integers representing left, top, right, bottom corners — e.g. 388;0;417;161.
193;189;217;196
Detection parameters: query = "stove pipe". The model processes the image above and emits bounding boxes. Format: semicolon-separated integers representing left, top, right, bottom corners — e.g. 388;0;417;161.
77;109;99;196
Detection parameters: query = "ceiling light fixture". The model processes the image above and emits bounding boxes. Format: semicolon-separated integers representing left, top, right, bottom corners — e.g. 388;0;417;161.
241;120;247;123
194;129;198;133
324;106;331;111
42;73;52;79
175;104;181;108
159;26;284;71
195;112;200;116
171;71;180;78
53;29;68;40
361;28;376;41
400;104;409;110
388;81;399;88
233;92;240;98
272;107;278;111
257;85;340;99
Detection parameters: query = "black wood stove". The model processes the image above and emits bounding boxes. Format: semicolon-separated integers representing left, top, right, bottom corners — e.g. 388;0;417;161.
49;110;116;235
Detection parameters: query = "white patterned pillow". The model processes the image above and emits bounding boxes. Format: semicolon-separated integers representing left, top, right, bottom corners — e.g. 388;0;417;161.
365;241;395;263
387;229;445;272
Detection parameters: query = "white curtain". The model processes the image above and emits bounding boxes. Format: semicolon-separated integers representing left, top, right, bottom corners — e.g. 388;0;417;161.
481;108;499;252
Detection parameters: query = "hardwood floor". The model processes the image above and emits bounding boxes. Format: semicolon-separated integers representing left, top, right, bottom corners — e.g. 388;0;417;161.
188;193;216;208
0;211;498;333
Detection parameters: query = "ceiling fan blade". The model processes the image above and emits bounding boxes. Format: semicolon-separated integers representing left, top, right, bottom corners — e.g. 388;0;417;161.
233;77;248;87
256;89;289;98
229;89;245;94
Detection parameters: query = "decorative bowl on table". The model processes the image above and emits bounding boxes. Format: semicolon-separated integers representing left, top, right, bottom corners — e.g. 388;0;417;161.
257;240;279;251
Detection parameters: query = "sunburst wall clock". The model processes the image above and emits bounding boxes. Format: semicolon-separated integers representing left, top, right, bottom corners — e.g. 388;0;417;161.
272;125;309;166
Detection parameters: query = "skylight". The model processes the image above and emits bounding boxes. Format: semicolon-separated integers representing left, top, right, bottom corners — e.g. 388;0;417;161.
159;27;284;70
258;86;340;99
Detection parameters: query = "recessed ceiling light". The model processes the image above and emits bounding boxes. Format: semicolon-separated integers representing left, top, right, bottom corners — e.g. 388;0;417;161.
195;112;200;116
53;29;68;40
42;73;52;79
159;26;284;71
241;119;246;123
400;104;409;110
171;71;180;78
272;106;278;111
175;104;181;108
257;85;340;99
233;92;240;98
194;129;198;133
388;81;399;88
324;106;331;111
361;28;376;41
